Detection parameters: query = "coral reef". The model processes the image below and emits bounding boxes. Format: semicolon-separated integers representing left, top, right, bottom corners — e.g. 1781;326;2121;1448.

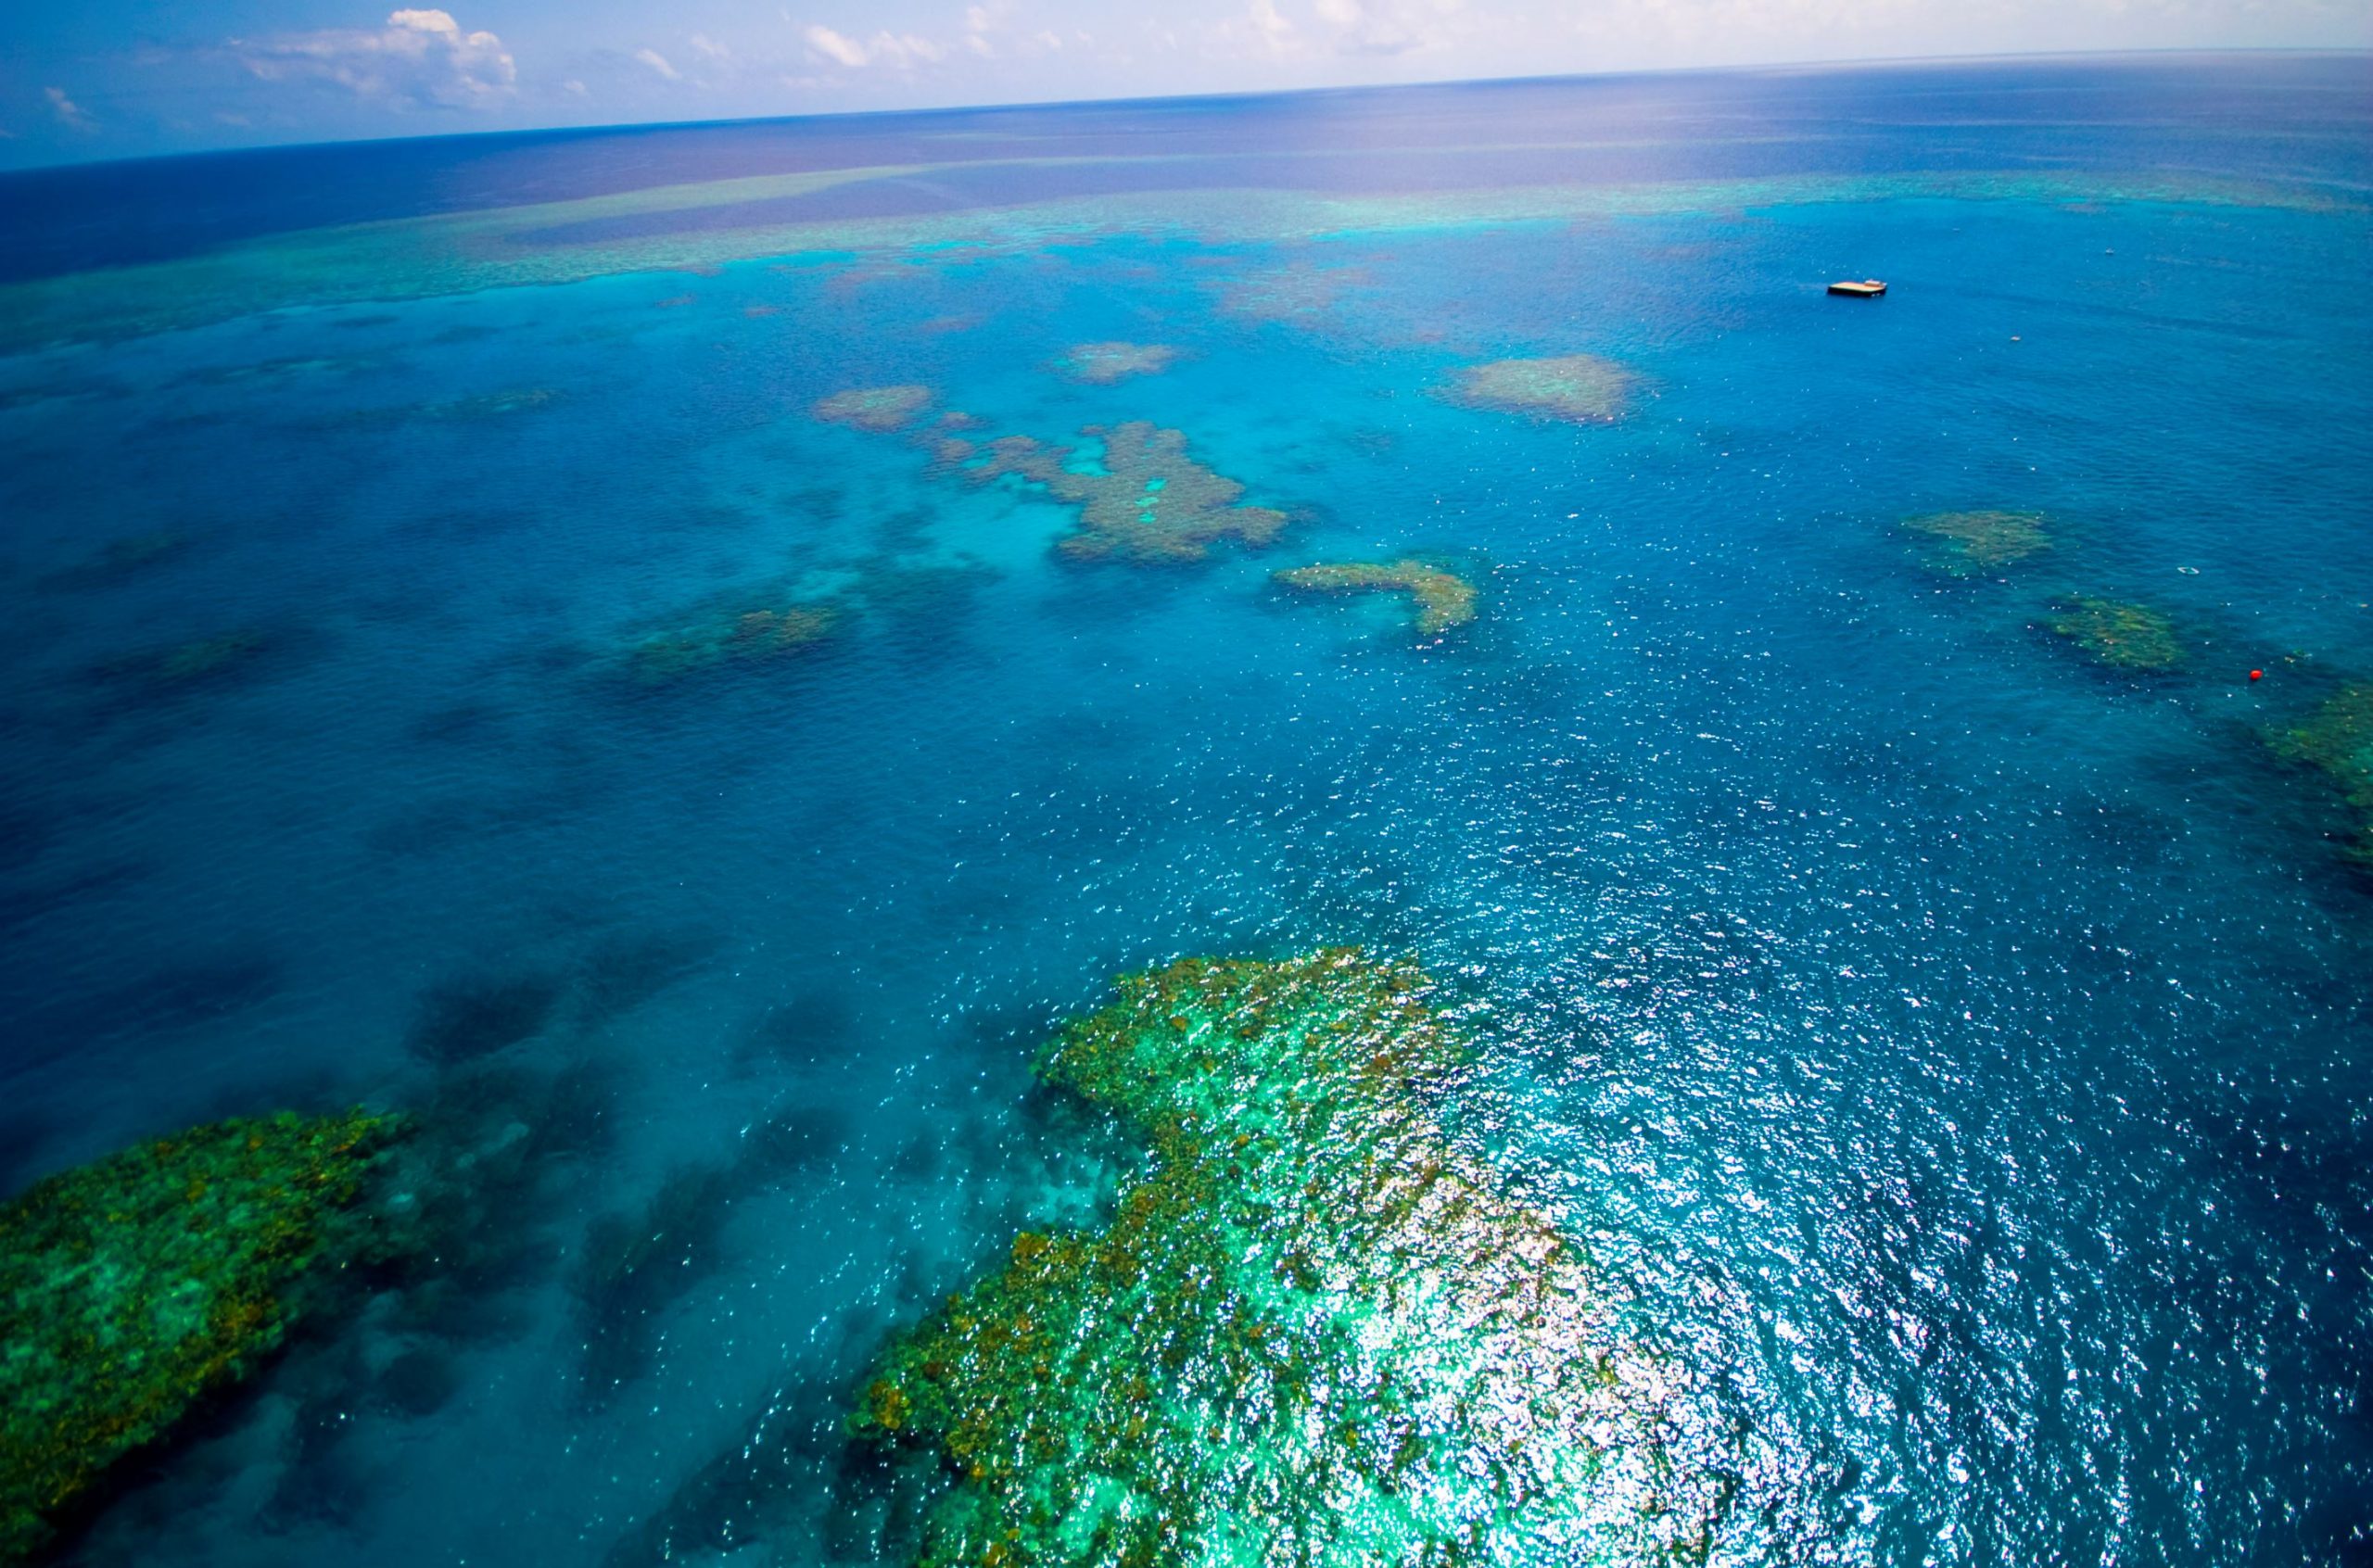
627;602;839;685
1440;354;1632;424
1052;342;1179;385
814;385;933;433
0;1110;404;1563
2267;684;2373;864
970;422;1288;563
855;948;1733;1567
1275;560;1478;638
2047;596;2183;670
1902;510;2050;575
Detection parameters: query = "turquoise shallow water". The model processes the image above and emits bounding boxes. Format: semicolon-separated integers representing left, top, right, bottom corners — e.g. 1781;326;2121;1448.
0;53;2369;1567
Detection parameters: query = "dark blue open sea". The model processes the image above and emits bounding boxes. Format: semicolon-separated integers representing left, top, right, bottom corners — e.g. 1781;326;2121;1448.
2;52;2369;1567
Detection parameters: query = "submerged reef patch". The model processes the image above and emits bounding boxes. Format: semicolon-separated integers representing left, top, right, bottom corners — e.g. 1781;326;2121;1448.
1211;260;1372;325
89;630;267;694
40;531;193;591
814;385;934;433
2267;684;2373;864
969;422;1288;563
2047;596;2184;670
415;386;558;421
855;948;1737;1566
625;601;841;686
0;1110;403;1564
1275;560;1478;639
1051;342;1180;385
1902;510;2050;575
1440;354;1633;424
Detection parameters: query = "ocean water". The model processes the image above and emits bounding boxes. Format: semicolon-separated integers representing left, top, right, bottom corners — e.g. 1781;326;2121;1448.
1;52;2369;1567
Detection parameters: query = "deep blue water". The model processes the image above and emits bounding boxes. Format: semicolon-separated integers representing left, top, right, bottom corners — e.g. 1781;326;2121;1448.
1;53;2369;1567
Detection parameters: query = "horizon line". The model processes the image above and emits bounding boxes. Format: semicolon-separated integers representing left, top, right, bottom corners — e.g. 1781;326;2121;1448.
4;44;2363;180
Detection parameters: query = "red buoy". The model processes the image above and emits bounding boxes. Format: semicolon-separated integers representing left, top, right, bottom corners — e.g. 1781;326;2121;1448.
2249;669;2264;682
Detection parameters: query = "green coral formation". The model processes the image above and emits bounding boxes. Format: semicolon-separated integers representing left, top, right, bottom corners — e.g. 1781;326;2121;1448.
1901;510;2050;575
2047;596;2184;670
627;602;839;684
969;422;1288;564
1053;343;1179;385
2267;684;2373;864
0;1110;403;1563
856;949;1730;1568
1440;354;1632;424
1275;560;1478;638
814;385;934;432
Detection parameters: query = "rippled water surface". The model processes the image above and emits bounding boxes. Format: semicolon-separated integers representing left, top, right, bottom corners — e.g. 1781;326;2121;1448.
0;53;2368;1568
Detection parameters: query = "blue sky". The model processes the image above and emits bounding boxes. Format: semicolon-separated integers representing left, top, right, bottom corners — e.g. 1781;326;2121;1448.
3;0;2365;168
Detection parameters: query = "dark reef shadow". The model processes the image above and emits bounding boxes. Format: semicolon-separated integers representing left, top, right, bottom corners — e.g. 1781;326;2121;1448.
732;985;859;1078
603;1361;919;1568
405;701;509;747
4;949;283;1077
0;860;154;943
404;971;564;1065
571;928;720;1030
569;1103;849;1410
0;803;56;873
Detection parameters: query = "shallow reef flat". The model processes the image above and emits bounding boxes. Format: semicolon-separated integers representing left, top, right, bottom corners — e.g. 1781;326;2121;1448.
1051;342;1179;385
1902;510;2051;575
856;948;1741;1567
2047;596;2184;670
0;171;2343;354
2267;684;2373;863
1440;353;1633;424
1275;560;1478;638
962;422;1288;564
0;1110;403;1563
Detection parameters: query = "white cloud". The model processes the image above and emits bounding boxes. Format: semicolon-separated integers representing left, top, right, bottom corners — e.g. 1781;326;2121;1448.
636;47;682;79
805;24;872;65
1312;0;1470;56
46;86;97;132
803;23;947;68
962;1;1012;56
690;32;732;59
232;9;515;110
